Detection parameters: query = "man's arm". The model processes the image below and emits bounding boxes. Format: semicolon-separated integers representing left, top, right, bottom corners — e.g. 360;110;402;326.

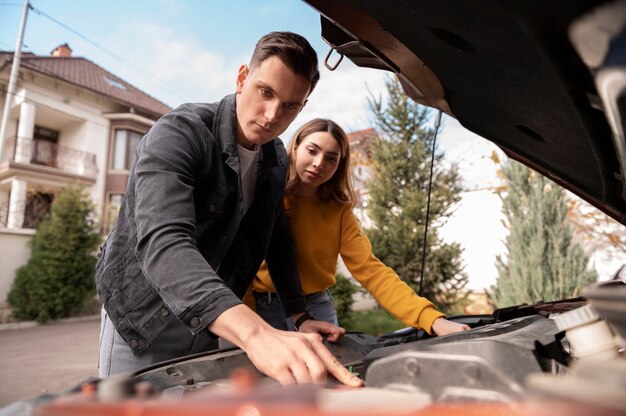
209;304;362;386
133;106;242;330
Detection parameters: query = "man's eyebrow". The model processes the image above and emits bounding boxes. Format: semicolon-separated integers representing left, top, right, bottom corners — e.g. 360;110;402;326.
255;81;276;97
257;81;305;107
257;81;273;91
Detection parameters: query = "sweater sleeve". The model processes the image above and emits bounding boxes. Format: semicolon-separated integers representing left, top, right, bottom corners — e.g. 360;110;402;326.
338;207;445;334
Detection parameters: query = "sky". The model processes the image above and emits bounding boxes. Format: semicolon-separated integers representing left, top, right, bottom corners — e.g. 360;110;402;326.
0;0;395;141
0;0;527;290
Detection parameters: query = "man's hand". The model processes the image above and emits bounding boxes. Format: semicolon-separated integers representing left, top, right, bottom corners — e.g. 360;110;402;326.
209;304;363;387
298;319;346;343
431;317;470;336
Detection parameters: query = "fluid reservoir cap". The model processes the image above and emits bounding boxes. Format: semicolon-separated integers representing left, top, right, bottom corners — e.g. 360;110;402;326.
553;304;599;332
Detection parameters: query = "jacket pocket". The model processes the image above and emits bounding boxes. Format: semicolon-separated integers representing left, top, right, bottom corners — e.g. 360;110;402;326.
204;183;228;215
195;183;231;239
111;265;154;316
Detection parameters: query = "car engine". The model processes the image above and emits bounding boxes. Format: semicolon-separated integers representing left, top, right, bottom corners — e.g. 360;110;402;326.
12;280;622;416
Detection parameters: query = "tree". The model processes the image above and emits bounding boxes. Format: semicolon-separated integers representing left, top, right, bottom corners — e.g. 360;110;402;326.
567;197;626;260
493;160;597;307
365;76;468;313
8;186;101;323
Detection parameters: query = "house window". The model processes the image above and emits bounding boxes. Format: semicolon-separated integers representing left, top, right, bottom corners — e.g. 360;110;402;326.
34;126;59;141
31;126;59;167
111;129;142;170
23;191;54;229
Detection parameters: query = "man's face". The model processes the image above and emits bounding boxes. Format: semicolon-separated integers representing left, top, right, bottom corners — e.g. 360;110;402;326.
235;56;311;149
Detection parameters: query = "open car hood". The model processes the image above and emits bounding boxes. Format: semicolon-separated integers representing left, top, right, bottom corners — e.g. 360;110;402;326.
5;4;626;416
303;0;626;225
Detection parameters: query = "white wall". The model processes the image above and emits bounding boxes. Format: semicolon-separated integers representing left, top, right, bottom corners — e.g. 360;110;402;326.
21;81;114;215
439;189;508;290
61;119;110;211
0;228;34;321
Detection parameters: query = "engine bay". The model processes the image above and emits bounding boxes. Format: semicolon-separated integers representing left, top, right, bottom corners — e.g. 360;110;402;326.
24;283;625;416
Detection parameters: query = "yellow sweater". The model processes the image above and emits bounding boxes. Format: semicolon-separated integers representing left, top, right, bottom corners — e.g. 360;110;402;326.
251;196;445;334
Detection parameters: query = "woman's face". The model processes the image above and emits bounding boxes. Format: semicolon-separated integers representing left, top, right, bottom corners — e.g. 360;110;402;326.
293;131;342;197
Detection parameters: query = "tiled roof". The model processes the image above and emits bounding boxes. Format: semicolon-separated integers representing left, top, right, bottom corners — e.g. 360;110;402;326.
0;51;171;117
348;127;376;162
348;127;377;144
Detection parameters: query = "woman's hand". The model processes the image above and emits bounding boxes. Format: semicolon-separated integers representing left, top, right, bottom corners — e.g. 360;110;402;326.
431;317;470;336
298;319;346;343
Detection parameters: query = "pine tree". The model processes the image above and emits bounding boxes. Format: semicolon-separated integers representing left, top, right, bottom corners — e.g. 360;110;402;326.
8;186;101;323
493;160;597;307
366;76;468;313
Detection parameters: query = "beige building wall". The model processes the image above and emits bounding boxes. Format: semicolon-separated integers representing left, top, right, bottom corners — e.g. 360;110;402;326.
0;229;34;321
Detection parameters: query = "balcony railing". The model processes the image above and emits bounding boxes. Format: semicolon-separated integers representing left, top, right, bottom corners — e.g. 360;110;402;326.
2;136;98;178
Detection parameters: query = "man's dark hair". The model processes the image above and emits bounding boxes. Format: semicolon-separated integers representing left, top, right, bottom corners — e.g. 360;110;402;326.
250;31;320;94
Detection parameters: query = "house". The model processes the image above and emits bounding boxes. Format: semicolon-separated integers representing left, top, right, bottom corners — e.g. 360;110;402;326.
337;127;378;310
0;43;171;320
347;127;376;228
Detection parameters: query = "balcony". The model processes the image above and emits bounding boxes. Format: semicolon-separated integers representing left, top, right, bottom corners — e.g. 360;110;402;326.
0;136;98;182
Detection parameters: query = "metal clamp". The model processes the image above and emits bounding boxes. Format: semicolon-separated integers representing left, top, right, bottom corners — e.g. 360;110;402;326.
324;47;344;71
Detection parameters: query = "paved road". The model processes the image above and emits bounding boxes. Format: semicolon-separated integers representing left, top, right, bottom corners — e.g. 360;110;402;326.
0;316;100;407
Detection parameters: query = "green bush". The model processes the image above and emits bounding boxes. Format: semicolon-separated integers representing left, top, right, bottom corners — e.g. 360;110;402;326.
8;186;101;323
345;309;406;335
329;273;358;326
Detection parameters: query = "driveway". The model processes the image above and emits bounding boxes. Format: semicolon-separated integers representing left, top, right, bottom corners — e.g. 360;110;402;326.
0;315;100;407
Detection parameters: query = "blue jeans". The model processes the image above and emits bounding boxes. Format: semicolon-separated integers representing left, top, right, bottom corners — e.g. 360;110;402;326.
98;307;218;377
254;289;338;330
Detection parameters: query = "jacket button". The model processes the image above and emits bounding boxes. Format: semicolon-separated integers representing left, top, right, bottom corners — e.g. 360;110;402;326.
190;317;201;327
160;308;169;317
208;204;216;213
129;339;139;349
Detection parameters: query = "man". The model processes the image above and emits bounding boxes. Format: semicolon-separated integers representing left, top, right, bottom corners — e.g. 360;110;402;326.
96;31;362;387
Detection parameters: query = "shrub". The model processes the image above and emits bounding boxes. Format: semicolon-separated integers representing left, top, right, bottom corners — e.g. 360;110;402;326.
8;186;101;323
345;309;406;335
329;273;358;326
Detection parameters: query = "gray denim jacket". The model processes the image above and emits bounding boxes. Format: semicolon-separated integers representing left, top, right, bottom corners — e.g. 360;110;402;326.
95;94;305;354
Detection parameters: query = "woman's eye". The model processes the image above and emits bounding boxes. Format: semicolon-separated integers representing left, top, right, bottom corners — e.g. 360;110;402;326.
260;88;271;97
285;103;297;111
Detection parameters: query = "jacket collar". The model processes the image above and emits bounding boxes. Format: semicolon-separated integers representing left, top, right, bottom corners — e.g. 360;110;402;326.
214;93;280;173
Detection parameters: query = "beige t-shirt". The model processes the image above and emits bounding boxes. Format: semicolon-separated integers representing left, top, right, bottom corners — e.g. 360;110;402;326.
237;144;261;214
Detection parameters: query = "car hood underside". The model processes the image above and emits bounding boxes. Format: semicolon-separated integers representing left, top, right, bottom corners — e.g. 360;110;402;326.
304;0;626;224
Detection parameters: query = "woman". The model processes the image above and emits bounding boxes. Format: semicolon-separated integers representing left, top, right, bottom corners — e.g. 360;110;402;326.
249;119;469;336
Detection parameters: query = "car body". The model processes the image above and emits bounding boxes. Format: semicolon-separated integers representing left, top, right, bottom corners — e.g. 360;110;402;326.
5;1;626;415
